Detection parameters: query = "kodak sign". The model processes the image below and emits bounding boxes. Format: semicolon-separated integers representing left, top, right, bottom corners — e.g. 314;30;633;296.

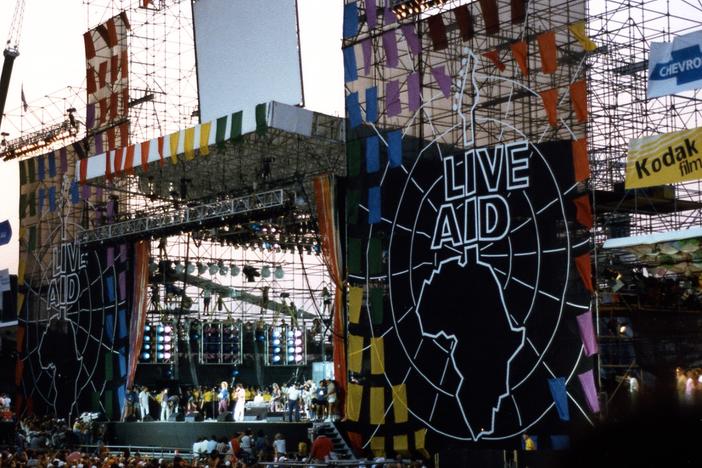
626;127;702;189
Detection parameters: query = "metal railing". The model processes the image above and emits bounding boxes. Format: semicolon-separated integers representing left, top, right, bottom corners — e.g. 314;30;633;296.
78;189;285;245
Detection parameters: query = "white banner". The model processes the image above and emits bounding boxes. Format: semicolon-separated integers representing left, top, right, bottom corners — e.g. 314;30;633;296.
648;30;702;98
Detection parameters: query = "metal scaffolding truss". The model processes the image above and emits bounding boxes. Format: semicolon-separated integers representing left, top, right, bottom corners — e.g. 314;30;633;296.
78;189;285;244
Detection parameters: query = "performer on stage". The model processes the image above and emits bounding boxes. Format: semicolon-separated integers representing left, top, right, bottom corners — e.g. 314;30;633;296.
218;381;230;415
270;383;282;412
158;389;170;421
202;387;215;420
234;383;246;422
138;386;152;421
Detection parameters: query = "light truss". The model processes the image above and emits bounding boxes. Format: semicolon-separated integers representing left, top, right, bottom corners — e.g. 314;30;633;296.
78;189;285;245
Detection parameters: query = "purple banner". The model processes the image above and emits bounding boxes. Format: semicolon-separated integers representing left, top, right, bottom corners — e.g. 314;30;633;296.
118;270;127;301
94;185;103;200
81;183;90;201
382;30;399;68
119;243;128;263
383;5;396;25
578;369;600;413
107;246;115;267
86;103;96;130
408;72;421;112
401;24;421;57
432;66;452;98
95;132;104;155
106;199;115;221
366;0;377;28
576;310;598;357
386;80;402;116
362;38;373;75
60;147;68;174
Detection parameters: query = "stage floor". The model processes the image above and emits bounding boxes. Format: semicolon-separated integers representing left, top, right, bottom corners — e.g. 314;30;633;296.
106;421;313;449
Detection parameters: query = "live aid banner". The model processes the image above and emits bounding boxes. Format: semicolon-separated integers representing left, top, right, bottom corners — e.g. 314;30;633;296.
626;127;702;189
648;30;702;98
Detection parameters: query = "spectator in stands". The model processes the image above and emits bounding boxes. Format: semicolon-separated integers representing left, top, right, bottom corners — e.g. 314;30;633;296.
216;436;228;454
206;434;218;454
240;428;253;456
273;432;287;461
310;430;334;463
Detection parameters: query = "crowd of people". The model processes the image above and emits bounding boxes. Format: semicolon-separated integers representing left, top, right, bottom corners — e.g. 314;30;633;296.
1;416;430;467
125;380;340;424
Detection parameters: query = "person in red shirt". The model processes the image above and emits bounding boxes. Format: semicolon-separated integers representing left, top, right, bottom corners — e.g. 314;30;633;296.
309;432;334;462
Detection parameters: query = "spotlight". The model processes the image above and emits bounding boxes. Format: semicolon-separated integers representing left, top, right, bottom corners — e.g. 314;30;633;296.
197;262;206;275
208;262;218;275
187;262;195;274
175;262;185;274
261;265;271;278
231;264;240;276
274;265;284;279
243;265;260;282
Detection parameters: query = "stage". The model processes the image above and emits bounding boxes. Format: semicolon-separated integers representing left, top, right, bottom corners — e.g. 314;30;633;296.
105;421;313;449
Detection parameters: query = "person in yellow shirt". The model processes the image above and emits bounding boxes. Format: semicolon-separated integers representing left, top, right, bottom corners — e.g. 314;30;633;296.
202;387;215;420
523;433;536;451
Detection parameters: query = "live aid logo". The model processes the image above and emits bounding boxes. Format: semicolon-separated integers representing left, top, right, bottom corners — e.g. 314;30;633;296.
431;141;530;250
48;242;87;318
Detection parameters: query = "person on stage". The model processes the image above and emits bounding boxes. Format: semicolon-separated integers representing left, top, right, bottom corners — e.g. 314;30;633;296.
138;386;152;421
158;388;170;421
234;383;246;422
287;383;301;422
270;383;282;412
202;387;215;420
218;381;230;415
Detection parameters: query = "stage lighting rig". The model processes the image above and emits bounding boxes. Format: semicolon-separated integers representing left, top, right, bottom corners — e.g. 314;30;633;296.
392;0;449;19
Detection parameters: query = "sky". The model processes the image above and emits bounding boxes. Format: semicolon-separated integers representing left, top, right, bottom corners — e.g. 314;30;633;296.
0;0;344;274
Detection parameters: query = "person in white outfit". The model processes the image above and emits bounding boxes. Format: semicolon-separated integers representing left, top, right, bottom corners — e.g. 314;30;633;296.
159;389;170;421
233;383;246;422
138;386;152;420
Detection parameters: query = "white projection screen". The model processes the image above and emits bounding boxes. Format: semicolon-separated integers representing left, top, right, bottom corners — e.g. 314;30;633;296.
193;0;304;124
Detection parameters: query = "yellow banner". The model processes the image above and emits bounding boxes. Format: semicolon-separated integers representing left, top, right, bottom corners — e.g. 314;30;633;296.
626;127;702;189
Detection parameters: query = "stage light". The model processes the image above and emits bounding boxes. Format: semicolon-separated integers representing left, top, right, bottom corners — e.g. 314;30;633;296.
288;346;295;354
261;265;271;278
149;259;158;273
158;344;164;351
175;262;185;274
187;262;196;274
294;329;302;337
243;265;260;282
145;325;151;332
274;265;284;279
231;264;240;276
272;355;281;363
197;262;206;275
287;355;295;362
219;263;229;275
158;352;165;359
164;352;171;360
164;325;172;333
141;352;150;360
144;335;151;342
208;262;218;275
143;344;150;350
273;339;281;346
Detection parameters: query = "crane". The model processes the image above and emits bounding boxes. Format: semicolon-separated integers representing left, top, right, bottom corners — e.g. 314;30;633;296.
0;0;26;131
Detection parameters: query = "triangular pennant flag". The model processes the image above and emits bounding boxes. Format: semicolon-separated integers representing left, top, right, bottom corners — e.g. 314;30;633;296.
576;310;598;356
540;88;559;126
578;369;600;413
483;50;505;71
199;122;212;157
537;31;558;74
547;377;570;421
511;40;529;75
140;141;150;172
169;131;180;165
478;0;500;34
572;138;590;182
157;136;165;167
569;21;597;52
573;194;593;229
124;145;135;175
570;80;588;123
184;127;195;160
575;253;593;292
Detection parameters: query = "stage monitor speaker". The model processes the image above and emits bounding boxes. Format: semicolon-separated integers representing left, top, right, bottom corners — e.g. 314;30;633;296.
243;415;258;421
168;412;185;422
217;411;233;422
185;412;204;422
142;415;154;422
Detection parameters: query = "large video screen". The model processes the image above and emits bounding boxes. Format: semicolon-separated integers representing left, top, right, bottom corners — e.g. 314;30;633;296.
193;0;304;124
